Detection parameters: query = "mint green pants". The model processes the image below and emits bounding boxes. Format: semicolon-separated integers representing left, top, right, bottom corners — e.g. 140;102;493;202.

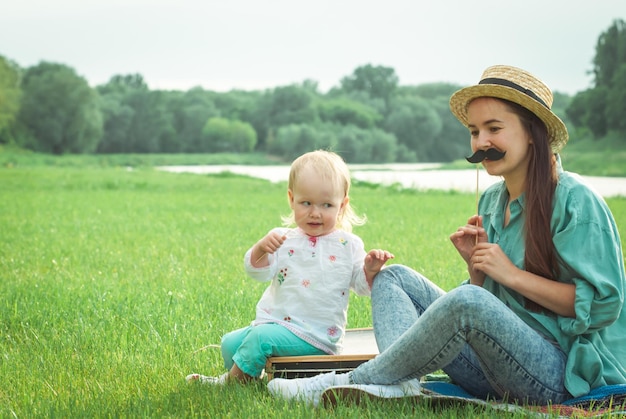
221;323;326;377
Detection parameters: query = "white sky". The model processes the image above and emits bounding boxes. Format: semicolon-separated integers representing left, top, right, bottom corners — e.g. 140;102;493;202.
1;0;624;95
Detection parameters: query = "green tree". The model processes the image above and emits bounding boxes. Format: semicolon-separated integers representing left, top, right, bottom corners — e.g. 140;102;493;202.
395;143;418;163
551;92;573;130
125;90;174;153
394;83;472;162
336;126;371;163
253;85;319;151
98;74;148;95
566;89;588;129
317;98;381;129
428;96;471;162
267;122;398;163
96;75;146;153
18;62;102;154
265;85;318;126
568;87;608;138
384;97;442;161
211;90;260;121
96;94;135;153
168;88;219;152
0;56;22;144
269;123;333;161
210;90;262;148
97;75;176;153
568;19;626;140
327;89;387;117
201;117;257;153
339;64;399;114
605;64;626;132
592;19;626;89
336;125;397;163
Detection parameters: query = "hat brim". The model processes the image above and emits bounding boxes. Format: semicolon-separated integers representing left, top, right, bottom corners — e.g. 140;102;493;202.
449;84;568;153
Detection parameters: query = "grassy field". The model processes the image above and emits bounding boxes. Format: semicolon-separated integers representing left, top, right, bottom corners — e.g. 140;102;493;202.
1;163;625;418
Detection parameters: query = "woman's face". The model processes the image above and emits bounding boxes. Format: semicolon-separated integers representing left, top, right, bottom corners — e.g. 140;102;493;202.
466;97;533;181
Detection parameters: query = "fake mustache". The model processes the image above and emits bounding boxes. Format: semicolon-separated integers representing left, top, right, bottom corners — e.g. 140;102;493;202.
465;148;506;163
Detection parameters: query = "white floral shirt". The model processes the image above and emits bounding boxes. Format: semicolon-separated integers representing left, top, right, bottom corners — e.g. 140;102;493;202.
244;227;371;355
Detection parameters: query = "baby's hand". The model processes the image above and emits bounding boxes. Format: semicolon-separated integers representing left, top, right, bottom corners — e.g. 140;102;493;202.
364;249;394;273
251;231;287;267
258;231;287;255
364;249;394;288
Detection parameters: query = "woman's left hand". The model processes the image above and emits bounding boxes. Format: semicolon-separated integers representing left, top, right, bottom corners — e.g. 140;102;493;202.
471;242;577;317
470;242;518;286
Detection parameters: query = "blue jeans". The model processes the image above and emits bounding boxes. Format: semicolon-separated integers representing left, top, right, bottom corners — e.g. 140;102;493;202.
351;265;570;404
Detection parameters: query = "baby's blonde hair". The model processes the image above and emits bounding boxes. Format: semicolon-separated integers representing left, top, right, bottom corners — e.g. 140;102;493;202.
281;150;366;232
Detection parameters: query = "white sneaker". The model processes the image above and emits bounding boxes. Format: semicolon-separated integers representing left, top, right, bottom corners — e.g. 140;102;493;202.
322;379;422;407
186;372;228;385
267;371;348;407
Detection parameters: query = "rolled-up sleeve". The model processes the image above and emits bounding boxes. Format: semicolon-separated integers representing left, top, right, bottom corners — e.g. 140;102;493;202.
552;183;625;335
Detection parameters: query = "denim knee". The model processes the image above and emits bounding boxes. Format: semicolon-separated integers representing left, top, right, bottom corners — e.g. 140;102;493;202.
374;264;413;284
372;264;444;307
444;285;491;310
372;264;425;295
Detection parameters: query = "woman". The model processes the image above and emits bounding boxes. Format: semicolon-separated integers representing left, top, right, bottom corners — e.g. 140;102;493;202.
267;65;626;407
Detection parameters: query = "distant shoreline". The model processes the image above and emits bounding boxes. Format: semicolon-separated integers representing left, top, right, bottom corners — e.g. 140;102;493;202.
158;164;626;198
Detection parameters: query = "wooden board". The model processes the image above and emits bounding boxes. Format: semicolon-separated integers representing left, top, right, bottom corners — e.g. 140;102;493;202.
265;328;378;380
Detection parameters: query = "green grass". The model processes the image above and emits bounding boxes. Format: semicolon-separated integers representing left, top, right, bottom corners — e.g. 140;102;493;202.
0;145;284;169
1;166;625;418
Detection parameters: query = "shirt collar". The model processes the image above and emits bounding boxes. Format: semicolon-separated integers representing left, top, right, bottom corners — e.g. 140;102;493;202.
483;181;526;213
484;153;561;217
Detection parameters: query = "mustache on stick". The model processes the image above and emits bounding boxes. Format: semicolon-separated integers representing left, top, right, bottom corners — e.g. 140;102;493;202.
465;148;506;163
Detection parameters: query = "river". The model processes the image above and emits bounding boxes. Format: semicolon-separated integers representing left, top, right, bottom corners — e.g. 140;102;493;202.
158;163;626;198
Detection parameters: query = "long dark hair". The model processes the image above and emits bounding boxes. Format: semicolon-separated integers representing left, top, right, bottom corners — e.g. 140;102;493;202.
503;100;559;311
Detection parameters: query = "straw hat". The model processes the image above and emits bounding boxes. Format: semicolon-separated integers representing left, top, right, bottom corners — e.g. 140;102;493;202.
449;65;569;153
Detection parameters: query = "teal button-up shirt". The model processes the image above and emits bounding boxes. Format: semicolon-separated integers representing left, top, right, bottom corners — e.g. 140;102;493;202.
478;166;626;397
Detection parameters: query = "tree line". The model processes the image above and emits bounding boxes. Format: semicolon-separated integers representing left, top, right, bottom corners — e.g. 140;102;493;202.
0;19;624;163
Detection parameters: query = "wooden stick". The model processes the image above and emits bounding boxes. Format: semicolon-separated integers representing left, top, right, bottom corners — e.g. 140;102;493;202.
255;252;268;265
475;164;480;245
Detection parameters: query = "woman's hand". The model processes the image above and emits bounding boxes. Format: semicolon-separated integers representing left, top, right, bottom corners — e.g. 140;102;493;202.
471;242;576;317
470;242;518;286
450;218;576;317
450;215;488;285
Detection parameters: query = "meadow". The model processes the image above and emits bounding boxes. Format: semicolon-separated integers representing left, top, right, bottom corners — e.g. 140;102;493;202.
1;162;625;418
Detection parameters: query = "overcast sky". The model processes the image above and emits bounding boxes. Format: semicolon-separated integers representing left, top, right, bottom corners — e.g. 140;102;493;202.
1;0;624;95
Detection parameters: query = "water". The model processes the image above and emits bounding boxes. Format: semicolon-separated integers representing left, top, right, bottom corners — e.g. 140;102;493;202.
158;164;626;198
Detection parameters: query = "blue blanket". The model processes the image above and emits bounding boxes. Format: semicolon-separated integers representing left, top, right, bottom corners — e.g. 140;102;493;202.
420;381;626;417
